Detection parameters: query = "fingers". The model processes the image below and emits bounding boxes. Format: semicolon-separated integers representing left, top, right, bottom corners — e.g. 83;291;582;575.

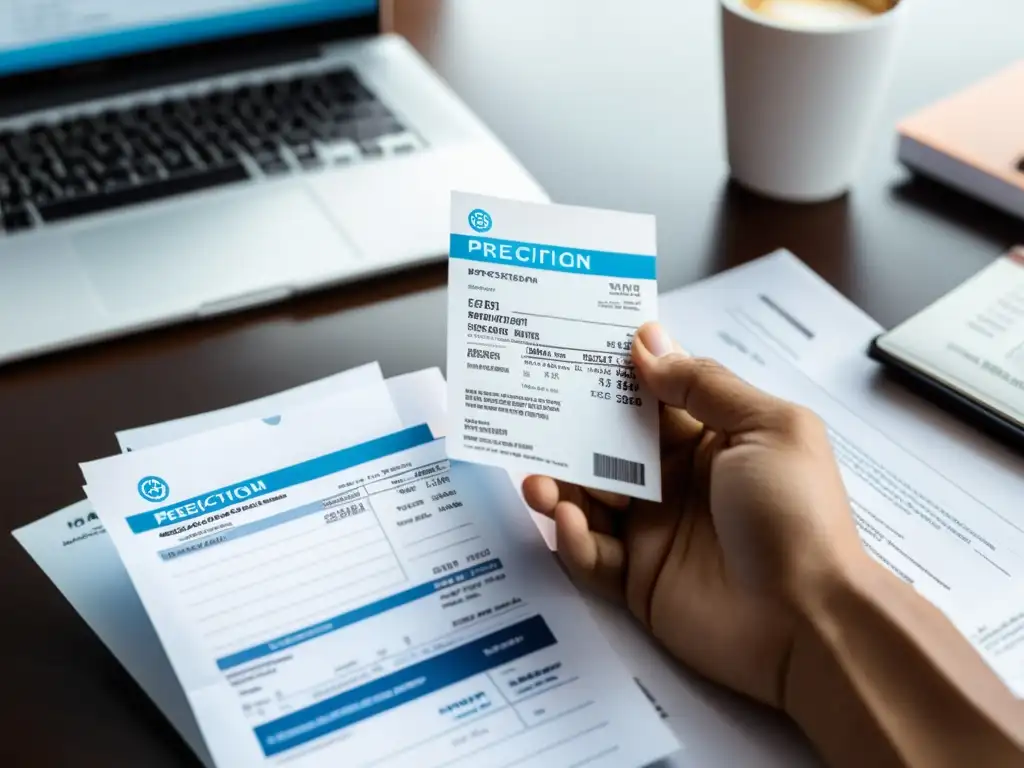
522;475;624;536
522;475;561;516
584;487;631;511
521;477;626;602
554;501;626;604
618;325;707;449
522;476;630;514
660;398;706;452
633;322;780;434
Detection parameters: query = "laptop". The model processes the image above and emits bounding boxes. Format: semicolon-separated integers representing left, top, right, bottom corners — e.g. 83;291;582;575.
0;1;547;366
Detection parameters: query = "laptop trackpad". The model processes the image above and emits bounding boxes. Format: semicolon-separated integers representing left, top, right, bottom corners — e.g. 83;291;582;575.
77;187;353;316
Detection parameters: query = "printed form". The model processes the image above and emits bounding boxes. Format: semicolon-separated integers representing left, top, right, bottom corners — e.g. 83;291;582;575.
82;405;677;765
661;252;1024;624
962;584;1024;697
447;192;661;501
12;365;419;768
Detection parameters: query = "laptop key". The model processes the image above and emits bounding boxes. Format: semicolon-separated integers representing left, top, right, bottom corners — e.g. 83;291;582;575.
135;158;163;182
32;186;57;206
260;159;291;176
61;179;90;199
101;165;133;187
160;148;190;173
36;161;250;223
359;142;384;158
291;142;317;160
2;205;33;232
253;146;281;164
283;128;314;146
193;143;224;167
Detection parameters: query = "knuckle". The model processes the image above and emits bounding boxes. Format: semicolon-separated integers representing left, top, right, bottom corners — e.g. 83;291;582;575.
671;356;726;407
689;356;725;373
778;404;827;440
686;357;727;384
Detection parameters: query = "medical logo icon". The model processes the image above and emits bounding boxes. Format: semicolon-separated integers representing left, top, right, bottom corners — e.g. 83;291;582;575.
468;209;493;233
138;476;170;503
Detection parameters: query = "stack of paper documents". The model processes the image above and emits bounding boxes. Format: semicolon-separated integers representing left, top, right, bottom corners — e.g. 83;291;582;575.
14;199;1024;767
18;360;683;768
11;194;744;768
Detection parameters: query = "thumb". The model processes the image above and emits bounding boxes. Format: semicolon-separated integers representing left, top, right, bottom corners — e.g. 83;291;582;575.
632;322;779;434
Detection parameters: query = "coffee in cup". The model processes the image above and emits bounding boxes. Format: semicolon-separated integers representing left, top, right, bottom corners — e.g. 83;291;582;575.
742;0;897;27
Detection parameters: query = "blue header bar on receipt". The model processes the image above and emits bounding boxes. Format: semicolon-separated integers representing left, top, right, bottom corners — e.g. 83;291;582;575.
125;425;435;534
450;234;656;279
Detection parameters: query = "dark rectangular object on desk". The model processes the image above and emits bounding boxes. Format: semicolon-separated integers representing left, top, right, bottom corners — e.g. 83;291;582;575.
868;336;1024;454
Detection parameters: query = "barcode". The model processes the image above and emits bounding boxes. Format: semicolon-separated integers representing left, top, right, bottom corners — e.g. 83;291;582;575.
593;453;646;486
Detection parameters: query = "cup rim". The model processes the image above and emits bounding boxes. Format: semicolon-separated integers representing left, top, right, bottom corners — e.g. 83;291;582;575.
721;0;909;34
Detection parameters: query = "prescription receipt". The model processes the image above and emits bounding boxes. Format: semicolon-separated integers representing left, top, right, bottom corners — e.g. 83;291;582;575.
447;193;661;501
82;422;677;766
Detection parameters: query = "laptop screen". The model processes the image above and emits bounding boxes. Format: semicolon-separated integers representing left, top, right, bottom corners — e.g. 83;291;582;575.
0;1;379;78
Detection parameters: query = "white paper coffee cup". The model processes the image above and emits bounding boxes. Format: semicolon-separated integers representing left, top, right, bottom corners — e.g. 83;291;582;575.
721;0;910;202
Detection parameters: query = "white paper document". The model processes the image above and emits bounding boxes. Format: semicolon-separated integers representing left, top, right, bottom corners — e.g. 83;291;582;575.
13;378;397;768
20;250;1024;768
666;251;1024;526
116;363;385;453
12;498;216;766
81;400;677;766
16;366;735;768
14;368;452;768
962;585;1024;697
446;192;661;501
662;251;1024;626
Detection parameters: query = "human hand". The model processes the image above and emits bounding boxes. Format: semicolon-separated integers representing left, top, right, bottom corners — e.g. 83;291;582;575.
522;322;867;706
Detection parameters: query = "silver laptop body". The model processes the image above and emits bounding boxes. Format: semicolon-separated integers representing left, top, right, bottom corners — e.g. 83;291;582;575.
0;3;546;365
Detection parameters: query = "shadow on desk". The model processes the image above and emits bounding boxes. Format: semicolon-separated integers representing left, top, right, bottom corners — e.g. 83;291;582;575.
704;179;856;294
889;173;1023;249
0;261;447;384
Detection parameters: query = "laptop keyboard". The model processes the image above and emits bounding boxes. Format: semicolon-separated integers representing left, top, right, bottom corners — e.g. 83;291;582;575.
0;68;417;234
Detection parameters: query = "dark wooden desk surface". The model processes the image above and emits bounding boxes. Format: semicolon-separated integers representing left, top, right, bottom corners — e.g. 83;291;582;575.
2;1;1023;765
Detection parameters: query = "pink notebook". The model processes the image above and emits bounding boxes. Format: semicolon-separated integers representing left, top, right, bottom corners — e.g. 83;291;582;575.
898;61;1024;220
